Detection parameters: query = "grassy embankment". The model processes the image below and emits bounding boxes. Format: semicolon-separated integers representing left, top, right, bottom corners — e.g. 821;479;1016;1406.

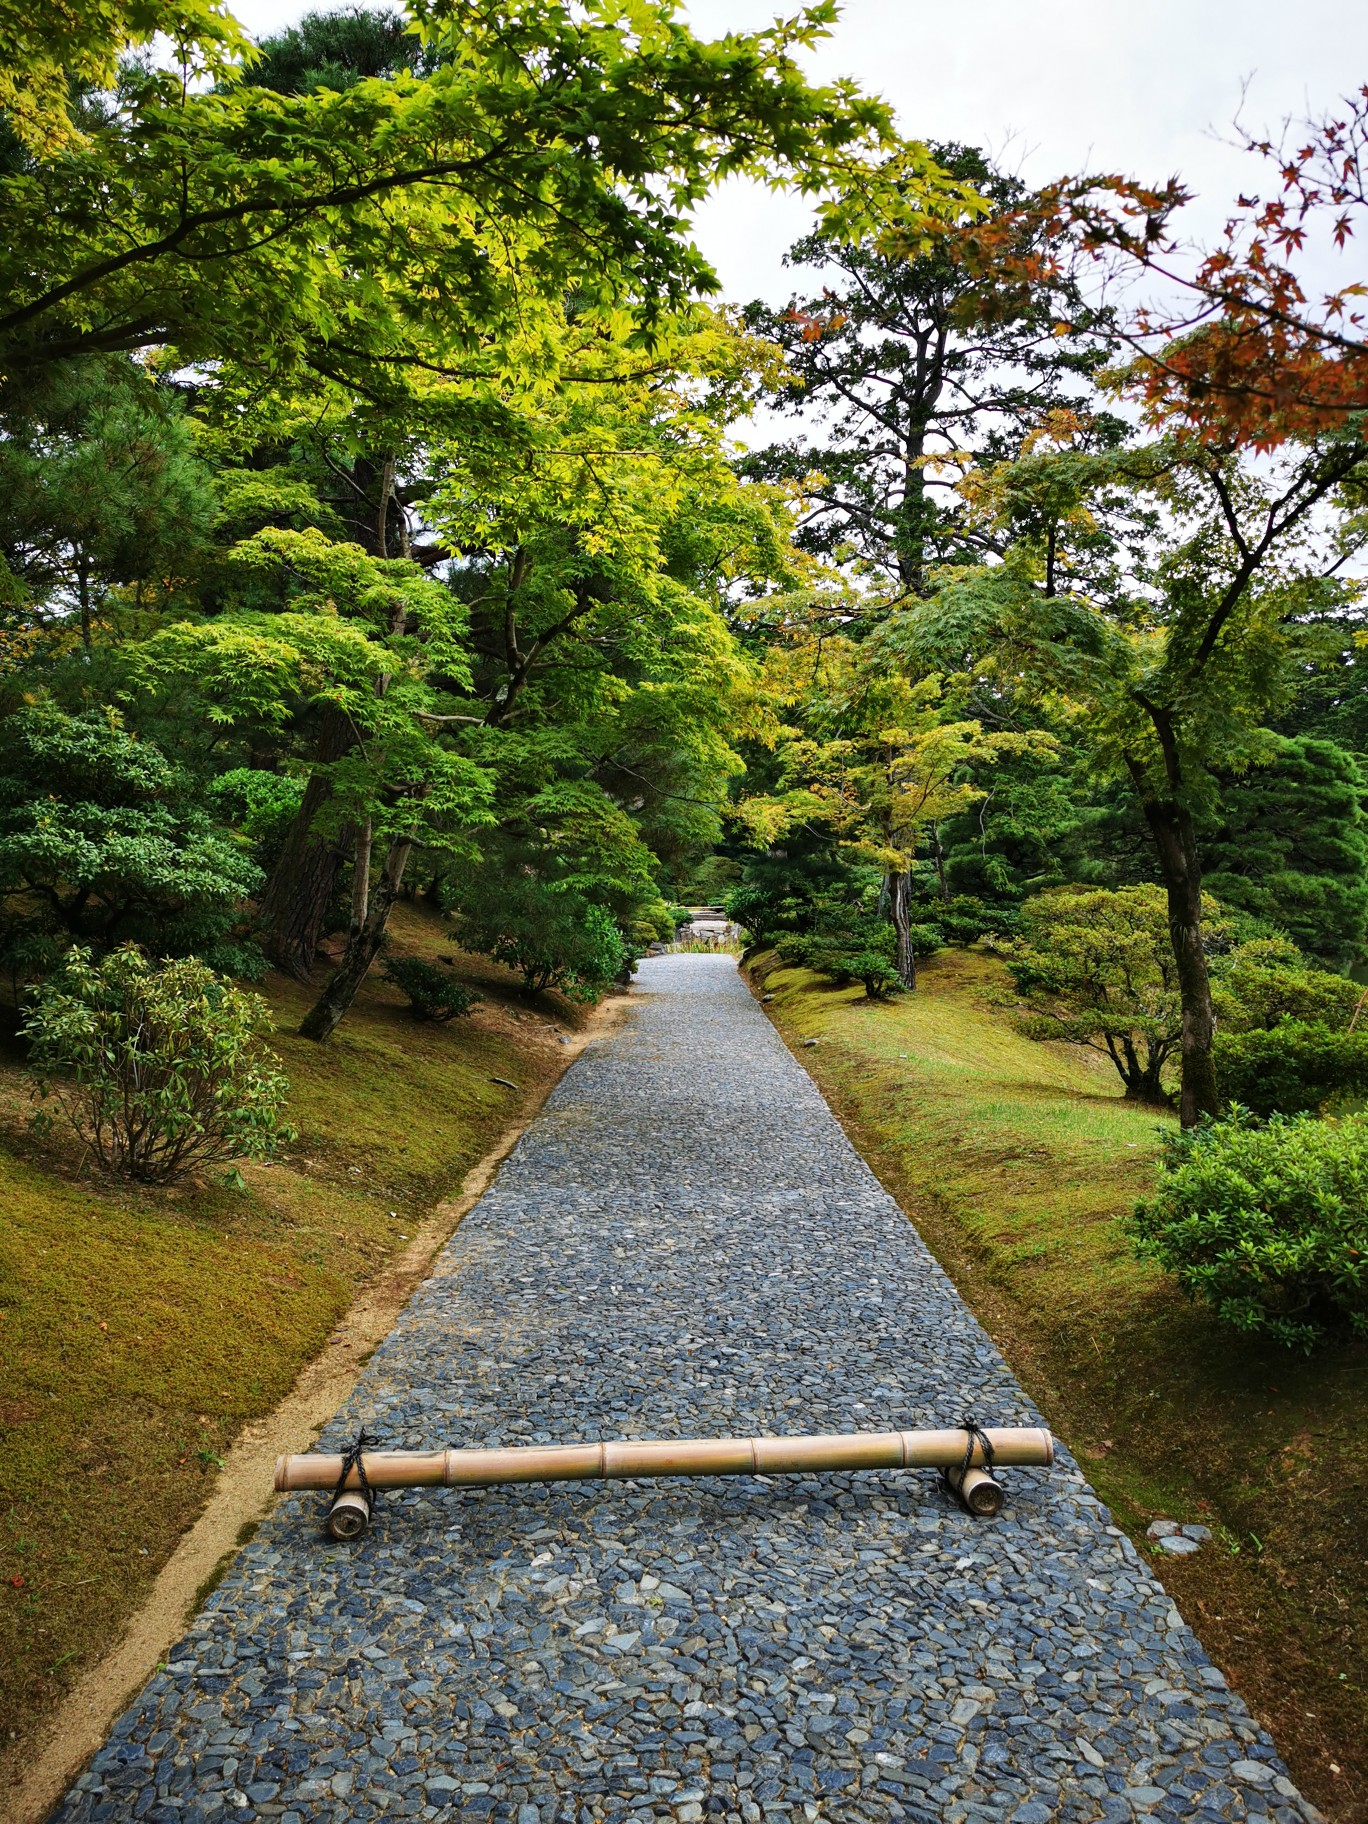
751;945;1367;1824
0;904;580;1761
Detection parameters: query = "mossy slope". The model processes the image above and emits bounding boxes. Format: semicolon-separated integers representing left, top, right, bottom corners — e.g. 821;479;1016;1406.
754;946;1368;1824
0;906;575;1756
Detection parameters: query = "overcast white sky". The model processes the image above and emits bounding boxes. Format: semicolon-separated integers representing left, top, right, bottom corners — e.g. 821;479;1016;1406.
229;0;1368;306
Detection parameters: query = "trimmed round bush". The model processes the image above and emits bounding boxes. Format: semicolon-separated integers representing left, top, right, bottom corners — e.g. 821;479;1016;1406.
905;922;946;959
1127;1109;1368;1349
382;956;479;1022
23;946;294;1183
1214;1020;1368;1117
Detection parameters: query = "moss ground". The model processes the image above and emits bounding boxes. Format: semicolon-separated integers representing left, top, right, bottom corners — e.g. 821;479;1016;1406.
752;946;1368;1824
0;905;577;1760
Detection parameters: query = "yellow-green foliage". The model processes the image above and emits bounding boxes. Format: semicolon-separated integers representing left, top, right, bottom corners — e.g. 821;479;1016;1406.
0;905;569;1752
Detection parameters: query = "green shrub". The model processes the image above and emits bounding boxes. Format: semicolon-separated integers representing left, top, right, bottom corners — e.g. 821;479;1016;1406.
206;767;306;871
1215;1020;1368;1117
722;858;867;952
457;885;626;1002
933;896;1012;946
905;922;946;958
1211;936;1362;1034
381;956;479;1022
23;947;294;1183
838;948;904;999
779;916;908;998
632;901;679;945
1127;1109;1368;1348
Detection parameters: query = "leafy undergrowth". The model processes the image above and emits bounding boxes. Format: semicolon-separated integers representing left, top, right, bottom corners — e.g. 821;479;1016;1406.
0;903;580;1758
752;946;1368;1824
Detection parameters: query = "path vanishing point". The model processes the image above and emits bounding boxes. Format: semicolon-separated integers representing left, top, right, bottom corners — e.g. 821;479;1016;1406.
54;955;1320;1824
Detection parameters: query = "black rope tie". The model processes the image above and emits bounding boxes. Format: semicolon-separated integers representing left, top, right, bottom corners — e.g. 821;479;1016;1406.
330;1428;378;1521
942;1417;996;1509
960;1417;996;1482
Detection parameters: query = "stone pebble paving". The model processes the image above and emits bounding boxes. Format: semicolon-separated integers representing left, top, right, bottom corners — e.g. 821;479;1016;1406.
57;955;1321;1824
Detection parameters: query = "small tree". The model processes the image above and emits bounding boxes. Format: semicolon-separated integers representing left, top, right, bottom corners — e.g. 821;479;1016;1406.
779;911;913;999
1211;936;1362;1034
742;642;1050;988
23;948;294;1183
1006;885;1226;1103
454;878;627;1002
381;956;479;1022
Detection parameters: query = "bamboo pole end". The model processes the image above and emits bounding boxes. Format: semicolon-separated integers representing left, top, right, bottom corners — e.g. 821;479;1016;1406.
326;1490;372;1541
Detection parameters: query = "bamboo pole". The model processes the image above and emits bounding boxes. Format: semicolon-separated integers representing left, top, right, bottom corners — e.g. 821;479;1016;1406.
275;1426;1053;1538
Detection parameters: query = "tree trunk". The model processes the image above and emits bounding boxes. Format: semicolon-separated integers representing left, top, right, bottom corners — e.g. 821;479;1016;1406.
299;837;412;1042
896;421;932;598
1123;1063;1170;1105
77;554;92;652
888;870;917;989
350;817;373;933
256;704;355;980
930;825;950;903
1141;798;1219;1127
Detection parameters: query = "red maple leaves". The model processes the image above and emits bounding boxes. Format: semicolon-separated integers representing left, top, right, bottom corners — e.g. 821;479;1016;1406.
956;86;1368;451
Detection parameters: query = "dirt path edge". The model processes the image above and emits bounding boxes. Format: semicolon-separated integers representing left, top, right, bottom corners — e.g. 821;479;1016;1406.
4;994;630;1824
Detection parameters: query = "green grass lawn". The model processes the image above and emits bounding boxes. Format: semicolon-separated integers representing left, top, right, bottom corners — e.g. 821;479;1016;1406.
754;945;1368;1824
0;905;578;1759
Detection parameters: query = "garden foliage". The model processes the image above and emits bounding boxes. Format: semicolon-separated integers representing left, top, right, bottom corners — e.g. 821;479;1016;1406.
454;881;627;1002
0;5;1366;1091
1128;1110;1368;1349
778;912;926;999
0;703;263;988
1213;1023;1368;1119
1211;937;1362;1034
382;956;479;1022
1004;885;1207;1103
22;948;294;1184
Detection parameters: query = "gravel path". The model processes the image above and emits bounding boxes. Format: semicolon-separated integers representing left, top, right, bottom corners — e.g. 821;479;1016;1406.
57;956;1318;1824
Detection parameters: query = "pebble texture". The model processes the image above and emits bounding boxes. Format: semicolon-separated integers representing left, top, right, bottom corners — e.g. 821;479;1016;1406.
57;956;1320;1824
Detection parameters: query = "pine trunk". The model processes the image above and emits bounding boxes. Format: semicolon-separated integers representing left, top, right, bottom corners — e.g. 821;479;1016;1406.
1142;798;1219;1127
888;870;917;989
256;705;355;981
299;837;412;1042
1123;1066;1170;1105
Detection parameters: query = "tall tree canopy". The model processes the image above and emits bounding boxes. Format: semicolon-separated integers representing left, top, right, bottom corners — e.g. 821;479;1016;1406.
0;0;945;389
4;5;1365;1100
741;147;1109;599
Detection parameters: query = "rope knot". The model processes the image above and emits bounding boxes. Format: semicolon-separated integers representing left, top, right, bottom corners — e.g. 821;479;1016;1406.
329;1428;378;1521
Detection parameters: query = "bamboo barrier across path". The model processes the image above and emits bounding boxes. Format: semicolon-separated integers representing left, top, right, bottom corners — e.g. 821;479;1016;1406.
275;1425;1055;1539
